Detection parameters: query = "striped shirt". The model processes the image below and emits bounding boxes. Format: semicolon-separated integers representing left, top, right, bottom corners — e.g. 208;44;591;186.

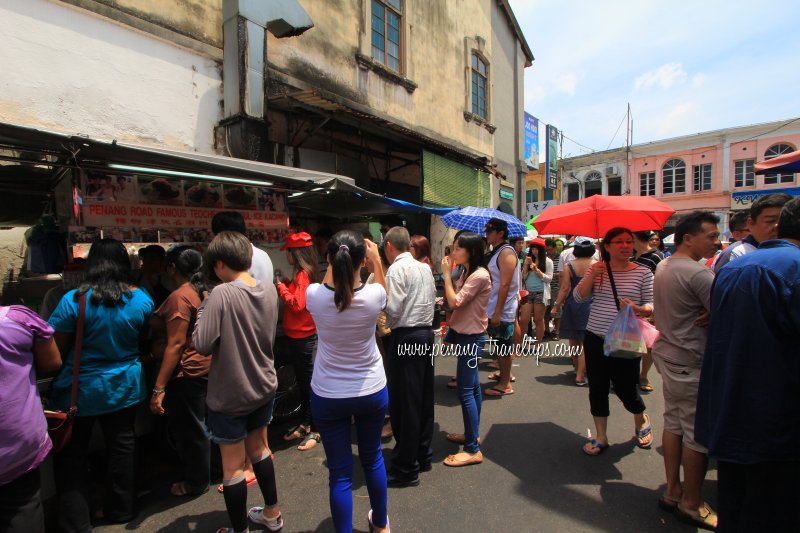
633;249;664;274
574;264;654;338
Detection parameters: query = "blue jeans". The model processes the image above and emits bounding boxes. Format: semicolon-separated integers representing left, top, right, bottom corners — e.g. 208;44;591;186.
311;387;389;532
451;331;486;453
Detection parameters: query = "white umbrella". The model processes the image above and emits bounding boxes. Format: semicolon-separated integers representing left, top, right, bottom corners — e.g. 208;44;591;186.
663;233;675;245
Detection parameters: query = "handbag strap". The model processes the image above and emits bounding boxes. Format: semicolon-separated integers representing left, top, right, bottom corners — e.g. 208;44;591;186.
605;263;621;311
69;293;86;414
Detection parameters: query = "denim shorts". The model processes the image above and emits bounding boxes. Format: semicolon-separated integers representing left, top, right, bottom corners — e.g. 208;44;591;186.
206;396;275;445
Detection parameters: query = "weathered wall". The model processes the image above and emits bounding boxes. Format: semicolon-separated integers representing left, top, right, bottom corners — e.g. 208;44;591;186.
0;0;222;151
267;0;496;158
0;228;28;288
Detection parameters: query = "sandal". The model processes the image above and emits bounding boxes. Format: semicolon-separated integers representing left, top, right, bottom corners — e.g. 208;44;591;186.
447;377;457;389
368;509;390;533
676;502;718;531
488;371;515;382
483;385;514;397
283;424;309;441
486;361;500;370
297;432;320;451
639;379;654;392
658;492;681;513
575;377;588;386
635;414;653;449
582;439;609;456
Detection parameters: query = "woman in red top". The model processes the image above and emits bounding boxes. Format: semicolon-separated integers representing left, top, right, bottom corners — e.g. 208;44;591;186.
275;232;321;450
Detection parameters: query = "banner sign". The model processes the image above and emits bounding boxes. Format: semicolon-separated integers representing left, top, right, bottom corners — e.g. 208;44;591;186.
79;172;289;244
545;125;559;189
526;200;558;221
524;113;539;170
730;186;800;210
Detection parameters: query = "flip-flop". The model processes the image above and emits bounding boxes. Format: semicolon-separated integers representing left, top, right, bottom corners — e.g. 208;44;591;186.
483;385;514;396
639;381;654;392
297;432;320;451
217;476;258;493
658;492;681;513
635;414;653;449
488;371;516;382
582;439;609;456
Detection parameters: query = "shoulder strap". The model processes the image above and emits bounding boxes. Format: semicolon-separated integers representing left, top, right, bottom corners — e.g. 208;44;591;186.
605;263;620;311
69;293;86;413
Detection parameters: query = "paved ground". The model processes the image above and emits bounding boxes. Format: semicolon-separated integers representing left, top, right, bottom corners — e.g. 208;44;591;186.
92;339;715;533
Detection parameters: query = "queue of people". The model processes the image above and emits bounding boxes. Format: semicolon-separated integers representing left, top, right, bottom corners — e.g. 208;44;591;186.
1;196;799;533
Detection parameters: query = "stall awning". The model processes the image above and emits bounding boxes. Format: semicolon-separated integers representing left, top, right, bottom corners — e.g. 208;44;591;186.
0;121;451;223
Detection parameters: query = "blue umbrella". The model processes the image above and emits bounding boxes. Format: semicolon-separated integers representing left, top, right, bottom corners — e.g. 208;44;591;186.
440;206;527;237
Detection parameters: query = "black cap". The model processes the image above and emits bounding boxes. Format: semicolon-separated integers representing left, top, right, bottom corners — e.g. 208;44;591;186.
485;217;508;234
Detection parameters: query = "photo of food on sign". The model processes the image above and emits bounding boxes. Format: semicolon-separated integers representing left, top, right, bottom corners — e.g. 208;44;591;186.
223;185;257;209
185;180;222;208
138;176;183;205
258;190;287;213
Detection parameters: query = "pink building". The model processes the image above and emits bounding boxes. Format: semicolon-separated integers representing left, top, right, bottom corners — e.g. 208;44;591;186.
561;118;800;235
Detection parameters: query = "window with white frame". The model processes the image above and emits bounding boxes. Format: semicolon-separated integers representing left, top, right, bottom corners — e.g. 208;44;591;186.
639;172;655;196
693;164;712;192
763;143;795;184
734;159;755;188
471;53;488;119
662;159;686;194
371;0;402;72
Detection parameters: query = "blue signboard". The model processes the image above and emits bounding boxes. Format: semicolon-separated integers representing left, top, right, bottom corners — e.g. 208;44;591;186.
730;186;800;210
545;125;559;189
523;113;539;170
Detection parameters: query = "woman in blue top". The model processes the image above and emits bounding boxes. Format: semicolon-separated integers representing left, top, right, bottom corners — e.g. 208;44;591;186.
49;239;154;530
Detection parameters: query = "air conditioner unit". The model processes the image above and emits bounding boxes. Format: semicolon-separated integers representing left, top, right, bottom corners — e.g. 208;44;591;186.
605;165;618;176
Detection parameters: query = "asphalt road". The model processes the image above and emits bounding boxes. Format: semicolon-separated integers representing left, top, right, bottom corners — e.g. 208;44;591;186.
93;339;714;533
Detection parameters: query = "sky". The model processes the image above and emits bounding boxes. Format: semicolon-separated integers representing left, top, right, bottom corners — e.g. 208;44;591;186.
507;0;800;158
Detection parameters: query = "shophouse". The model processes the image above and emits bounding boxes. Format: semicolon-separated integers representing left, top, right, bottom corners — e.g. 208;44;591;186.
560;118;800;236
1;0;534;275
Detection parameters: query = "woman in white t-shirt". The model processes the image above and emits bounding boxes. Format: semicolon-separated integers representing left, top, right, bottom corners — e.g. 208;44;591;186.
307;230;390;533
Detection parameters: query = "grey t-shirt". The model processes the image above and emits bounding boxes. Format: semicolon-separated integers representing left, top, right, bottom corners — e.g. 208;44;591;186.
652;256;714;368
193;280;278;416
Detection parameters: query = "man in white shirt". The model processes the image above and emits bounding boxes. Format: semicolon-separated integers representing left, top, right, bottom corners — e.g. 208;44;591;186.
383;226;437;487
211;211;273;283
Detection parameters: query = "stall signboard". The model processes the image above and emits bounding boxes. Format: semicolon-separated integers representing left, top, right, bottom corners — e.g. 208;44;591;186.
524;113;539;170
78;172;289;244
526;200;558;221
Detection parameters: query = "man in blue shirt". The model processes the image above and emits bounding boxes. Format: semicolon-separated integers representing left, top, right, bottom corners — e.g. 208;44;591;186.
712;193;792;274
695;198;800;532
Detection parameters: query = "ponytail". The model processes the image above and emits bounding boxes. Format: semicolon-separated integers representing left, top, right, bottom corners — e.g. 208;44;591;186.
326;230;366;312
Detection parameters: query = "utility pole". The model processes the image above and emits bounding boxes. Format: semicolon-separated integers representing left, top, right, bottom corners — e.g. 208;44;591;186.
625;103;631;194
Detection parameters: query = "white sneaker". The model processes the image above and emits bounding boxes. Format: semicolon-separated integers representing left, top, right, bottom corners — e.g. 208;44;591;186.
248;506;283;531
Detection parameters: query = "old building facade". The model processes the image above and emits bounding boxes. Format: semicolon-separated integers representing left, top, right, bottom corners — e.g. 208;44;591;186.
560;118;800;236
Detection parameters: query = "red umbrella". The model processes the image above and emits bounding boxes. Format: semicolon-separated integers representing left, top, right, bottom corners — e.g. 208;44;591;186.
532;195;675;238
754;149;800;175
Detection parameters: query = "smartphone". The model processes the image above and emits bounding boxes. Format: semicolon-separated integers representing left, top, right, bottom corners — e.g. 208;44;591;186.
444;245;451;256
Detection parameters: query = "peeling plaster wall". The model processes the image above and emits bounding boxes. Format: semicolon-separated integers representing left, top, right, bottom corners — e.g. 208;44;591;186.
0;228;29;288
0;0;222;152
267;0;496;158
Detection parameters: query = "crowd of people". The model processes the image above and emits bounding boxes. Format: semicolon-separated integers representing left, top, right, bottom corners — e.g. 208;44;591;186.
1;195;799;533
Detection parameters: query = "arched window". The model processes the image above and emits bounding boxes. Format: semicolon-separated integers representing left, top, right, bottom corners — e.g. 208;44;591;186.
584;171;603;198
764;143;796;185
662;159;686;194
